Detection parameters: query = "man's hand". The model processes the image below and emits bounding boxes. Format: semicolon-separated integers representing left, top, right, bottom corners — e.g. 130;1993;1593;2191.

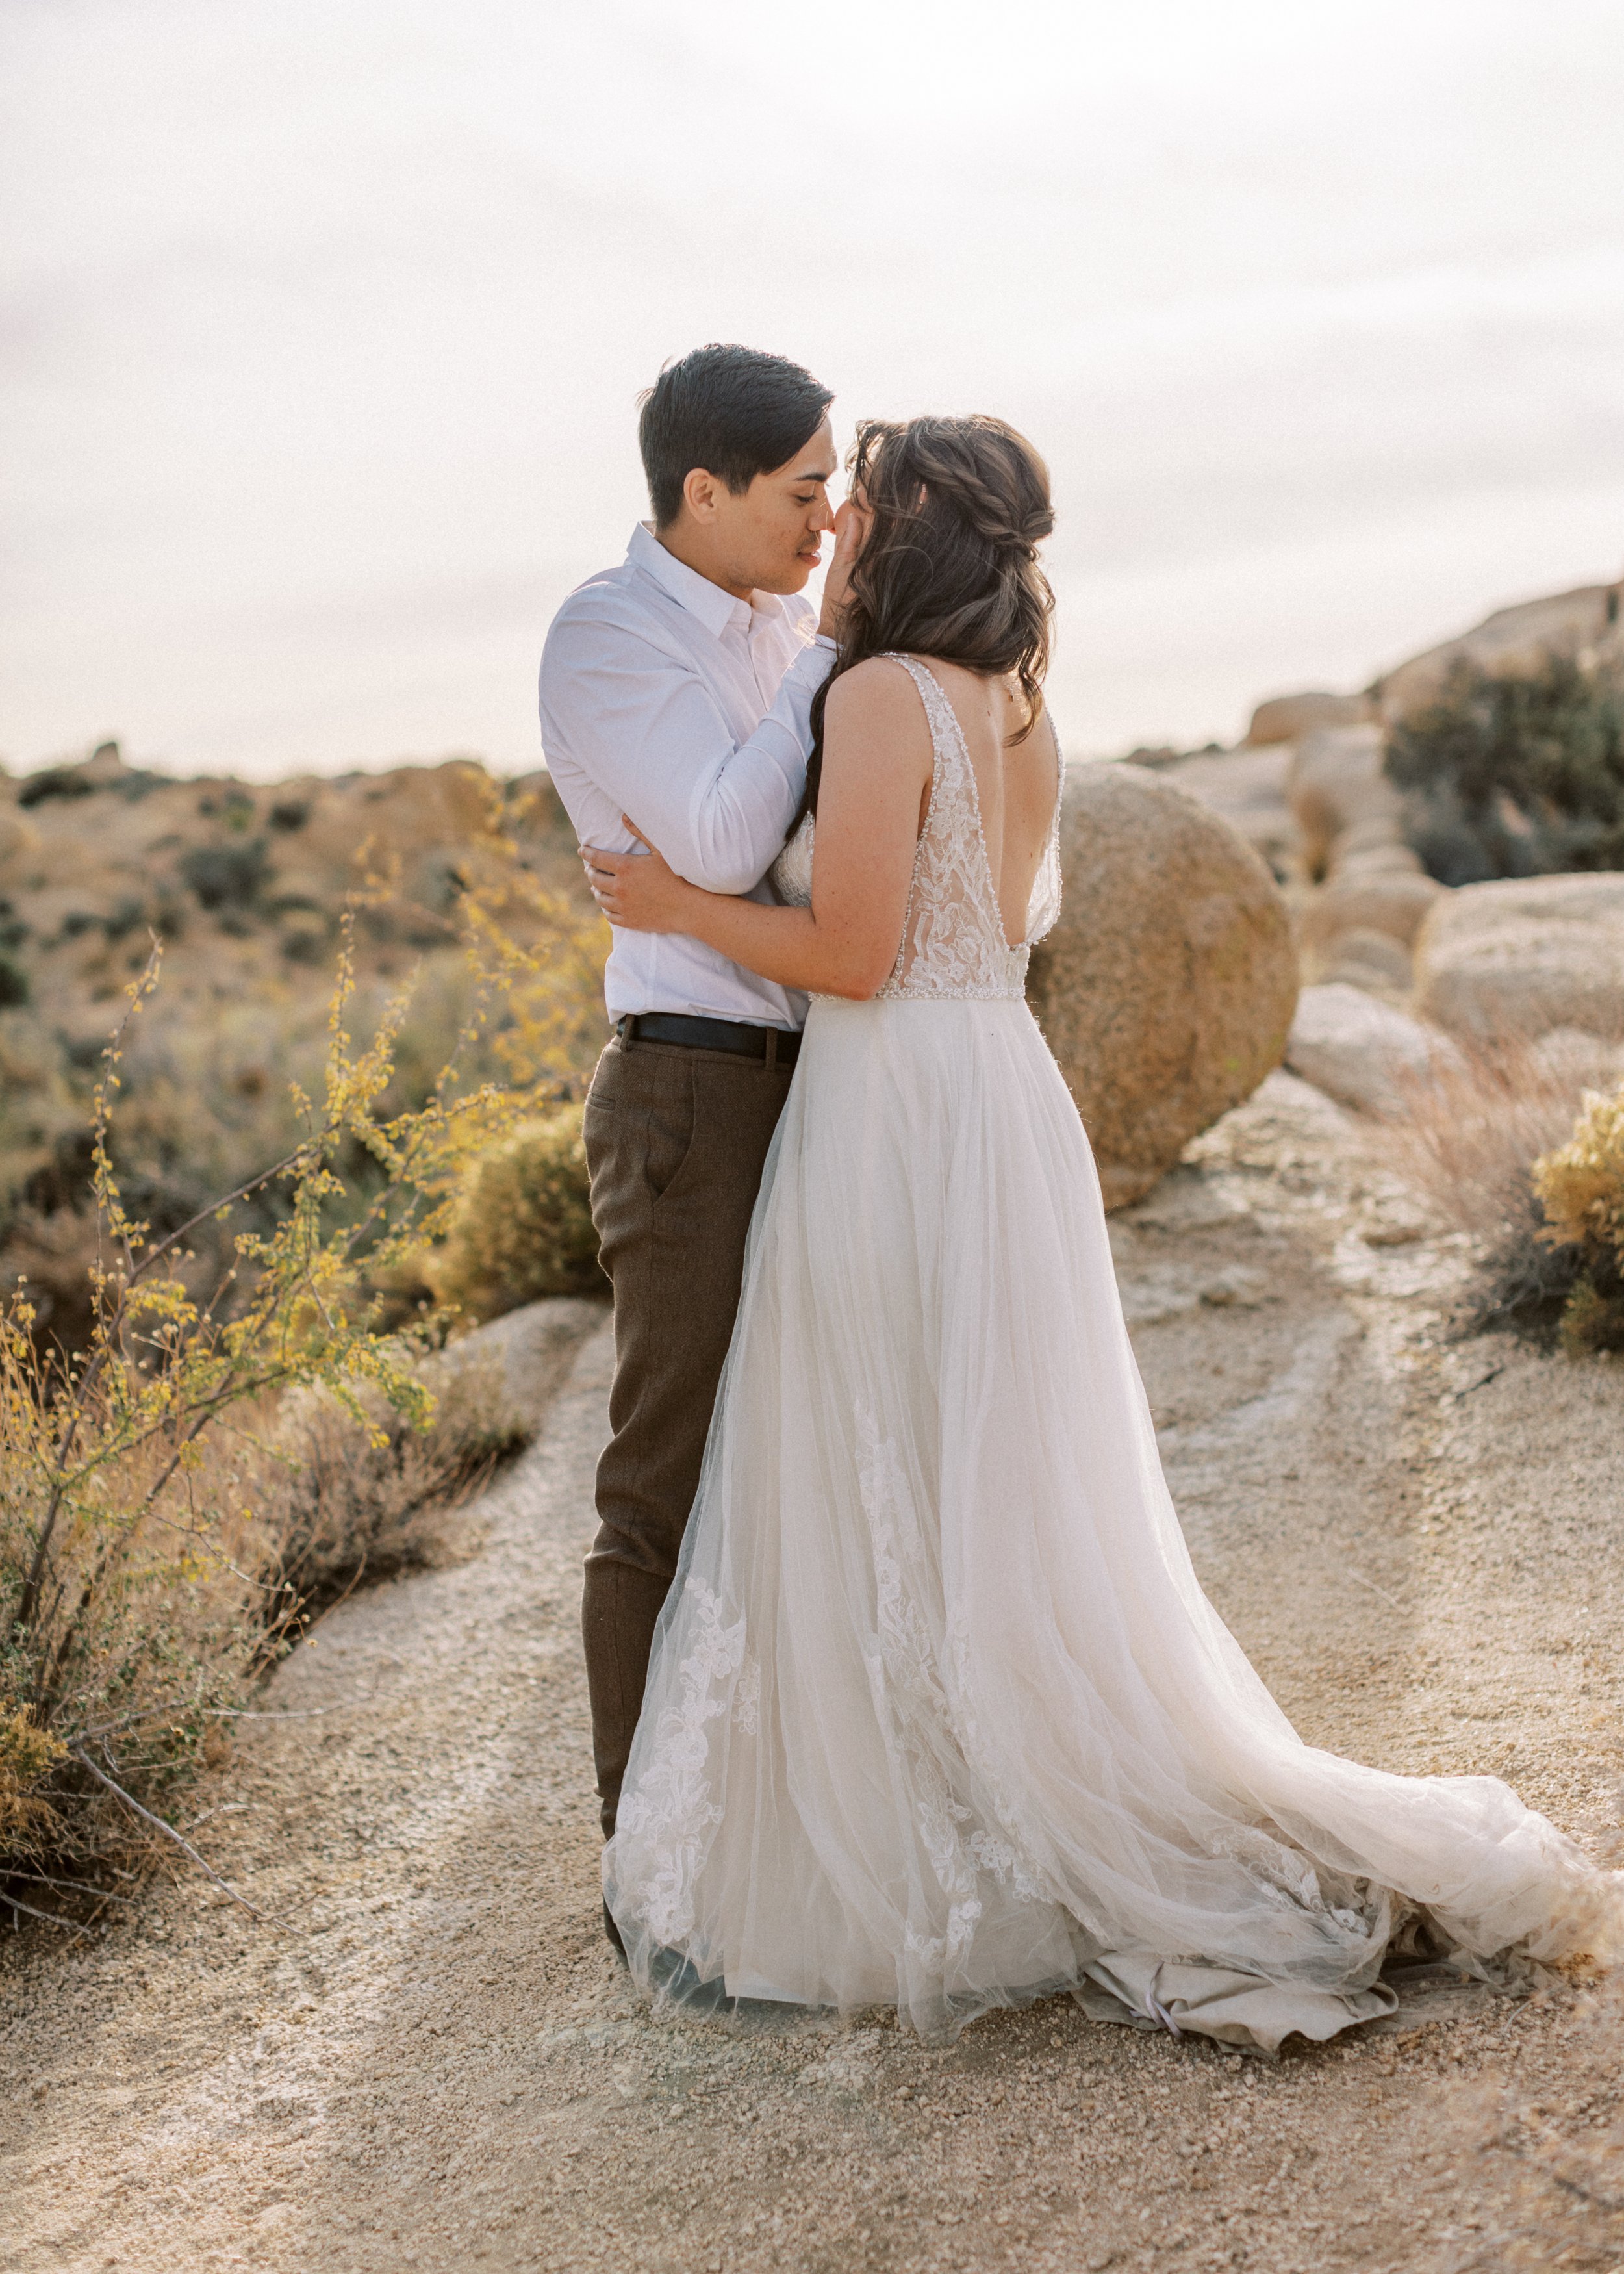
816;495;870;644
581;821;699;933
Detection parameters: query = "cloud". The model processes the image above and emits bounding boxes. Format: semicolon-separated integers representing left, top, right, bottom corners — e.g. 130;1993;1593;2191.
2;0;1622;772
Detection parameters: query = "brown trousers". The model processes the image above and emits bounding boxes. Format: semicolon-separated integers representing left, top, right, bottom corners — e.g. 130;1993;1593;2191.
581;1028;794;1839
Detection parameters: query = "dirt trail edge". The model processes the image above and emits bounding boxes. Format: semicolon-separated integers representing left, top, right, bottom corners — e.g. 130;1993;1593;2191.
5;1071;1623;2274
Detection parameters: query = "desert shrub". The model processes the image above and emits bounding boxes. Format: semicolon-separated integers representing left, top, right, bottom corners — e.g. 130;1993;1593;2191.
102;894;147;941
1377;1035;1614;1340
179;836;270;912
0;790;613;1922
0;1204;104;1352
0;951;27;1009
0;1345;531;1929
1;931;608;1361
0;1012;82;1243
0;930;524;1925
17;767;96;810
1386;654;1624;884
252;1353;529;1626
1532;1077;1624;1355
430;1104;601;1323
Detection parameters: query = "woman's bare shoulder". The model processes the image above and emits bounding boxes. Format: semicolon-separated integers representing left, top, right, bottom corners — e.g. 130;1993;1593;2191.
825;653;926;707
824;656;932;748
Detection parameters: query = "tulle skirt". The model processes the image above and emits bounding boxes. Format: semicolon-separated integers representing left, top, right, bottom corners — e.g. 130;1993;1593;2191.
603;995;1612;2050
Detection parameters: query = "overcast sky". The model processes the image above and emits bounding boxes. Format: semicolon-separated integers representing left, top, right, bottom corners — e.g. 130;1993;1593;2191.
4;0;1623;778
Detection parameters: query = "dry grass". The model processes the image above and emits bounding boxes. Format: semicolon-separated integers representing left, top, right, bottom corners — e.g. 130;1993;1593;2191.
0;770;615;1950
1378;1031;1624;1341
1416;1976;1624;2269
255;1347;531;1626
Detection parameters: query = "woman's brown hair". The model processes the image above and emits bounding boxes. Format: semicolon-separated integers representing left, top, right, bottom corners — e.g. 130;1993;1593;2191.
802;413;1055;818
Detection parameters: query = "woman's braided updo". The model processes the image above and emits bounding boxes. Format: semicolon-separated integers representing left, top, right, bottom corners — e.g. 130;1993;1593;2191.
802;414;1055;818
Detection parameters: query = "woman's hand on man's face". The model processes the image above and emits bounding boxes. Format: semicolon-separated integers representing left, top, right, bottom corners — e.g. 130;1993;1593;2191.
581;821;689;932
816;494;872;643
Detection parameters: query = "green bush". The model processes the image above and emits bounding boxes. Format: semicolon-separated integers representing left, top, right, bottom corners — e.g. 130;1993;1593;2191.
17;767;97;810
1385;654;1624;884
431;1103;602;1323
179;836;270;912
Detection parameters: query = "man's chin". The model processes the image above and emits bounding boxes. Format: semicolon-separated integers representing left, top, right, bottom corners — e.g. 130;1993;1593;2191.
759;561;817;596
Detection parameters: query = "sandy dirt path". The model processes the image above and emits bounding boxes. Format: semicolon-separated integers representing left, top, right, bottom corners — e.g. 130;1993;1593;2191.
4;1072;1623;2274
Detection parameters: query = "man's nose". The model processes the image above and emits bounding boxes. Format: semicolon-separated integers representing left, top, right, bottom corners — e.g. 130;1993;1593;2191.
811;491;836;532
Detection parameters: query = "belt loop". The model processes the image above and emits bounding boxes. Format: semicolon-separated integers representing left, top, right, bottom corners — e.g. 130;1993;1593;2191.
765;1029;779;1072
620;1015;636;1052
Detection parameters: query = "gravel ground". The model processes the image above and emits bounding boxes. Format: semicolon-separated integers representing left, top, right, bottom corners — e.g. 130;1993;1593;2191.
3;1069;1623;2274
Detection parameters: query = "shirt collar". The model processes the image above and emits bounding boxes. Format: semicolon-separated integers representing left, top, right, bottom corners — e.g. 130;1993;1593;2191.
626;522;783;642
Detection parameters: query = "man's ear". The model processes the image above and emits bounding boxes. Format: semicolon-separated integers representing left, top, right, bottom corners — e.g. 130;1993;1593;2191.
681;466;719;524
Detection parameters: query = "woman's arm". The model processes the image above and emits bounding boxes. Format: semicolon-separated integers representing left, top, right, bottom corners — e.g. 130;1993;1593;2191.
582;658;932;1001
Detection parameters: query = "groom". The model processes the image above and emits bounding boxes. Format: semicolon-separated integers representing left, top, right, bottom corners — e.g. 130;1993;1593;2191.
539;345;847;1935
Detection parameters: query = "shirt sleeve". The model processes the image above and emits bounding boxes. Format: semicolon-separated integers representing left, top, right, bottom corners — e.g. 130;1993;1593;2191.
539;611;835;894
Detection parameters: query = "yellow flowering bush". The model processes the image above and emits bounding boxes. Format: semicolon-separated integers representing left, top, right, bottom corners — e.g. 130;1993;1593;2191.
1533;1077;1624;1355
0;928;519;1919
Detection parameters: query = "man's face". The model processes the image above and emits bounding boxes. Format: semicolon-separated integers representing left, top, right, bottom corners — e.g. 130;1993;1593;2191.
708;416;839;596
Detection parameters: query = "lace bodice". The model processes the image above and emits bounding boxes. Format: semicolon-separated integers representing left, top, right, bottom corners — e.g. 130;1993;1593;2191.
768;655;1063;1001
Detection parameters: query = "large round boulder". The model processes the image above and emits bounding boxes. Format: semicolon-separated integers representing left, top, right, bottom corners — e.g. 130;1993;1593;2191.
1027;765;1299;1208
1413;875;1624;1041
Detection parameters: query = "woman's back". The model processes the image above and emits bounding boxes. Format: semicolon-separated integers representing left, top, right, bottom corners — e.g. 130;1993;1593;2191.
770;652;1062;1001
924;659;1061;951
870;654;1060;1003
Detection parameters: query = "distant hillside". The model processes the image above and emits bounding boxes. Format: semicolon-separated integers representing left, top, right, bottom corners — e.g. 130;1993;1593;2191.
0;746;588;1045
0;747;601;1343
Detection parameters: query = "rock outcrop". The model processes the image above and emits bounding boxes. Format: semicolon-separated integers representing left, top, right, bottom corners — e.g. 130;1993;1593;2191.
1245;691;1375;746
0;751;587;1046
1378;583;1623;724
1285;724;1442;991
1027;766;1298;1208
1289;725;1417;886
1413;875;1624;1041
1284;982;1460;1117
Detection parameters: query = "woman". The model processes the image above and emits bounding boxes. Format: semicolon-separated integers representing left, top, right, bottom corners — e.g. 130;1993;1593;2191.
582;414;1612;2052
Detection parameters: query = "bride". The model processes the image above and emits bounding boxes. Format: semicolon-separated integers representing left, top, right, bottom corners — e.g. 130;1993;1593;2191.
581;413;1612;2052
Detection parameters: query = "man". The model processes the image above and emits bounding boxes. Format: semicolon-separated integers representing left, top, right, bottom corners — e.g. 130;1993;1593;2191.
538;344;852;1945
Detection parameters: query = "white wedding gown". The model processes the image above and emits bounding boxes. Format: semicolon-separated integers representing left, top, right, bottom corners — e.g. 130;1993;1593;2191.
603;656;1612;2052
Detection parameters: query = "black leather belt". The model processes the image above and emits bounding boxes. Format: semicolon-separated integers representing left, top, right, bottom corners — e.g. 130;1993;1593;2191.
616;1012;801;1068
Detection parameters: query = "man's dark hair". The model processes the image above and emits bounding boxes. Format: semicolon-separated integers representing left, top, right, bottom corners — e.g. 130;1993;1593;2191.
639;344;833;528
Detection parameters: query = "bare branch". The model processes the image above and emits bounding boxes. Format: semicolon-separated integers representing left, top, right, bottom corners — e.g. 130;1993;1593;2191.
3;1889;88;1937
8;1870;140;1908
66;1744;280;1925
126;1145;309;1284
